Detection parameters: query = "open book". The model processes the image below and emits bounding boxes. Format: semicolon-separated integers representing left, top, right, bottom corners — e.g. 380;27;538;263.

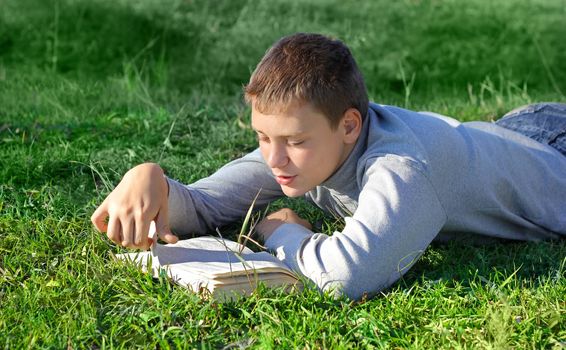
116;225;302;301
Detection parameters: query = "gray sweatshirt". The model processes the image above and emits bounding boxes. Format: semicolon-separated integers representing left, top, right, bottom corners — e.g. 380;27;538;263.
166;103;566;300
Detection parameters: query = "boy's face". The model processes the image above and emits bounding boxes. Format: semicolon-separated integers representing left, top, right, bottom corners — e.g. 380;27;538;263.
251;101;358;197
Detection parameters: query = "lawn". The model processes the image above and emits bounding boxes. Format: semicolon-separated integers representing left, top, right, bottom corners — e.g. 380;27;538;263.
0;0;565;348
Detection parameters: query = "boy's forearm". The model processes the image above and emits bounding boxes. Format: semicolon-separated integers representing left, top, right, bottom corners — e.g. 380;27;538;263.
165;149;284;236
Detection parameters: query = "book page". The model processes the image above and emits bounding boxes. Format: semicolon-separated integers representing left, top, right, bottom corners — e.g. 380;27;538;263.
115;223;301;300
150;236;294;278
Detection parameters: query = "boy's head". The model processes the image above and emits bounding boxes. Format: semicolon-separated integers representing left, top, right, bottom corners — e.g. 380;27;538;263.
244;33;369;129
246;34;367;197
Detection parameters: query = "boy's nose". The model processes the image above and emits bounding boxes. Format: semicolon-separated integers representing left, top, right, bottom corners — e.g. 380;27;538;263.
267;144;289;169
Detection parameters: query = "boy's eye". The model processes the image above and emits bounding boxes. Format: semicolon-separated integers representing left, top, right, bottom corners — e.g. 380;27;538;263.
288;140;304;146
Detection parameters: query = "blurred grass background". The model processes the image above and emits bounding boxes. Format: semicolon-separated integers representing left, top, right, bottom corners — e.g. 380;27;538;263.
0;0;565;348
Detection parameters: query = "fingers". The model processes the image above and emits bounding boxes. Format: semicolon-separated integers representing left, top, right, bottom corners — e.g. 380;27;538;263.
135;219;150;250
154;192;177;244
155;208;177;244
106;216;123;246
95;206;156;250
265;208;312;230
121;219;134;247
111;217;153;249
91;203;109;232
107;217;153;249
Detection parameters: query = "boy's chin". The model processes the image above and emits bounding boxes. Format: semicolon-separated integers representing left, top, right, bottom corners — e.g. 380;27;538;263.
281;185;309;198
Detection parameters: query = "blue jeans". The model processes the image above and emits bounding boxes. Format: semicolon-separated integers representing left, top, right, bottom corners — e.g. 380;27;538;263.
495;103;566;156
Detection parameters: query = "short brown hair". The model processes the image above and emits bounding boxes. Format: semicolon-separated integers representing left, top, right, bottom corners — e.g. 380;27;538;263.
244;33;369;129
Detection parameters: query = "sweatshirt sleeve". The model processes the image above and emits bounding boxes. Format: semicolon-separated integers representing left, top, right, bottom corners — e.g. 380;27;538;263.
166;149;284;236
264;156;447;300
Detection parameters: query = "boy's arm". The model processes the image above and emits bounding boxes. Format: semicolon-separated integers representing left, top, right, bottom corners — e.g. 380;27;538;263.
262;157;447;300
166;148;284;236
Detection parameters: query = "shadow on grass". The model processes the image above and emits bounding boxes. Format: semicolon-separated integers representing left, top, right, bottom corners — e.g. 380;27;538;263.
0;0;255;90
401;238;566;290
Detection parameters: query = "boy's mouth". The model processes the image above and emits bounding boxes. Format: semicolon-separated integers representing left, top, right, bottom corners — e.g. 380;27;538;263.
275;175;296;185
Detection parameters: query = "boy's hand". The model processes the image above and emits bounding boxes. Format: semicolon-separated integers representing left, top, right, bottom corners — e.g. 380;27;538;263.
90;163;178;250
255;208;312;242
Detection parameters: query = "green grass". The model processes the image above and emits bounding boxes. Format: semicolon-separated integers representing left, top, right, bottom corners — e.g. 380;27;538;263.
1;0;565;348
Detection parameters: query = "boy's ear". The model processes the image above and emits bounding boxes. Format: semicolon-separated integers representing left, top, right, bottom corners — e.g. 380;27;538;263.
341;108;362;144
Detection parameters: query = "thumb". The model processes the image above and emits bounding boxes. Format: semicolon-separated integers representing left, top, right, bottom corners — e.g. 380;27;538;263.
154;207;178;244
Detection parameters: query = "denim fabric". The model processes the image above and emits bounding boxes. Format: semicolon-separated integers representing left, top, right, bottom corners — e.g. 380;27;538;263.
495;103;566;156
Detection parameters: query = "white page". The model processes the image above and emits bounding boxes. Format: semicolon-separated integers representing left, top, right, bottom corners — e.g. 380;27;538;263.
118;222;295;279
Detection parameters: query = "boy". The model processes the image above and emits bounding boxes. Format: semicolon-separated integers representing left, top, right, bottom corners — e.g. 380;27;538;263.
91;33;566;300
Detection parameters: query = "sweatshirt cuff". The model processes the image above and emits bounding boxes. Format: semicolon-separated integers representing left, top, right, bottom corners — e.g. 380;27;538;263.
165;176;201;236
165;176;184;212
264;223;313;272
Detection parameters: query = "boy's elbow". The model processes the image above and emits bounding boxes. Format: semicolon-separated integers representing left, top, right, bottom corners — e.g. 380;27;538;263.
297;236;404;300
